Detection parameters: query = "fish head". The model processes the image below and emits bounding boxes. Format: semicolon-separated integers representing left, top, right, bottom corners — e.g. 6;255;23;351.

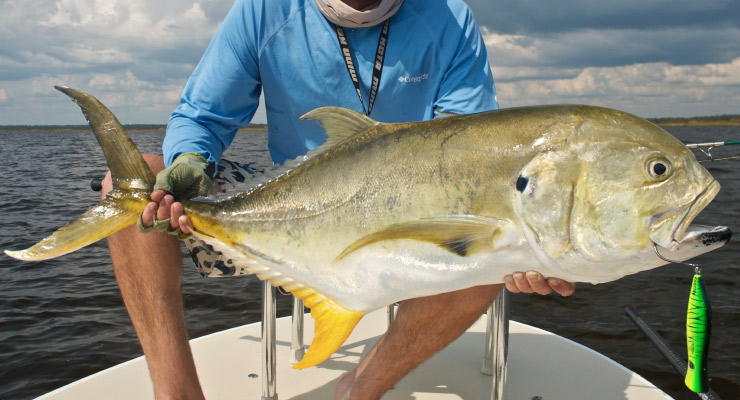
515;106;731;283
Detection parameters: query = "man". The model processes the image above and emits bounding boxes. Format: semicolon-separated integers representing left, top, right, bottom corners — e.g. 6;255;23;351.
105;0;576;398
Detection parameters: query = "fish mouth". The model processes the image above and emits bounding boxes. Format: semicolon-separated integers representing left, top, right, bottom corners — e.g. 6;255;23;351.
670;224;732;247
649;180;725;250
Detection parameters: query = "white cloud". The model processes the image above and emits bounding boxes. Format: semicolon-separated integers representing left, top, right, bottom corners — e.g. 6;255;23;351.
35;0;217;64
482;25;740;70
1;0;738;123
671;58;740;86
480;24;740;117
492;58;740;117
0;0;228;124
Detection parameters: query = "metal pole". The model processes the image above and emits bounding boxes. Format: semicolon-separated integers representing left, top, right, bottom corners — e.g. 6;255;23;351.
290;296;305;364
484;289;509;400
387;303;397;328
261;282;278;400
481;305;494;376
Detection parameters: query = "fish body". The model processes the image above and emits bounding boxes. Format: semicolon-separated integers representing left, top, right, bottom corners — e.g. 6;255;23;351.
5;87;731;369
188;109;536;312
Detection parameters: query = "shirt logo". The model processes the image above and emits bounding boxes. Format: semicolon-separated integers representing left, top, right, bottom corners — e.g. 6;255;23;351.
398;73;429;83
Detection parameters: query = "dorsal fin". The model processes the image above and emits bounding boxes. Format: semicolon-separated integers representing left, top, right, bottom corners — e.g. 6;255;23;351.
192;107;383;201
434;109;461;118
300;106;383;148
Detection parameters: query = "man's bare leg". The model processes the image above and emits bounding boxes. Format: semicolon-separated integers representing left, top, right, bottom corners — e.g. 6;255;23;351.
333;272;576;400
334;284;502;400
104;154;204;399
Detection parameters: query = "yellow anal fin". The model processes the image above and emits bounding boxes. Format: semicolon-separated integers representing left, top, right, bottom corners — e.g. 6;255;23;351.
335;215;504;262
5;192;147;261
292;296;365;369
184;224;367;370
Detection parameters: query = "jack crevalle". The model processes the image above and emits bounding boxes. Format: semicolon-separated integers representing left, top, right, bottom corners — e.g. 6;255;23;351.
5;87;731;369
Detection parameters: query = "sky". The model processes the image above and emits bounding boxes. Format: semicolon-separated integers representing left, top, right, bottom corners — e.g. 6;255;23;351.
0;0;738;125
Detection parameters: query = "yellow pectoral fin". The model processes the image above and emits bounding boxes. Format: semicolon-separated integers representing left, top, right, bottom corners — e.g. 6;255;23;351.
335;215;506;262
293;298;365;369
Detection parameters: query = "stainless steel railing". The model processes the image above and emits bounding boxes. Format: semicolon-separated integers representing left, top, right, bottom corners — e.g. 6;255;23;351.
261;282;278;400
289;297;305;365
483;289;510;400
259;285;510;399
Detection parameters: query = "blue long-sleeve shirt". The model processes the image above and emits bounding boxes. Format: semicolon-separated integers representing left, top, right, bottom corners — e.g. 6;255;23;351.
164;0;498;166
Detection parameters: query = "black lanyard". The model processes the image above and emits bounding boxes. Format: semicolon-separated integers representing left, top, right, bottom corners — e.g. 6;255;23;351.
334;18;389;116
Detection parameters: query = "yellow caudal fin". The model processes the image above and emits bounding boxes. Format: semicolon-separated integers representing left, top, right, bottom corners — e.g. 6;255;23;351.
4;87;154;261
5;193;148;260
54;86;156;187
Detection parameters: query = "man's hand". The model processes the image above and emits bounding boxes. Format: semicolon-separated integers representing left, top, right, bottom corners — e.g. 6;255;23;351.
138;190;195;235
153;152;214;200
504;271;575;296
137;153;213;238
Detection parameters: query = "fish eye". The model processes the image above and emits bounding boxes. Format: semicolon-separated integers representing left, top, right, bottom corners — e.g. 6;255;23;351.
646;157;672;181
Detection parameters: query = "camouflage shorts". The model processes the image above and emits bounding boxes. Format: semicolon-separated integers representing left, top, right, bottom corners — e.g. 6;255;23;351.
184;159;265;278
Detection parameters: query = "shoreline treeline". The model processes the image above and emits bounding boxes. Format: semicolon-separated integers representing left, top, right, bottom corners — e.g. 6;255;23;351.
2;116;739;131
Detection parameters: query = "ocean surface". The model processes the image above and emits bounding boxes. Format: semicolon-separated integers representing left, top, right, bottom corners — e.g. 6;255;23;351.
0;125;738;400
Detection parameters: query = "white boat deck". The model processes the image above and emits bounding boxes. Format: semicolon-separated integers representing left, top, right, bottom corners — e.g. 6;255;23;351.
37;310;671;399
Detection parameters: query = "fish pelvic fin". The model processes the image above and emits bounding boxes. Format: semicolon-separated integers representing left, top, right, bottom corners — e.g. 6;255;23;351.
336;215;514;261
4;87;154;261
293;296;365;369
300;107;383;149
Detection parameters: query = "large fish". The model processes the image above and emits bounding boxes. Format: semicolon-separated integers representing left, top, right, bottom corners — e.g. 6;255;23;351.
5;87;731;369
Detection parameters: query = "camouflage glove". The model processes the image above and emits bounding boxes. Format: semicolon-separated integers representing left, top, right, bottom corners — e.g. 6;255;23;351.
137;152;215;239
154;152;215;200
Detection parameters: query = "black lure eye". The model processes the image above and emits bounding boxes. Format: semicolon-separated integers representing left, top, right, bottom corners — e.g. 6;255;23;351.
647;157;672;180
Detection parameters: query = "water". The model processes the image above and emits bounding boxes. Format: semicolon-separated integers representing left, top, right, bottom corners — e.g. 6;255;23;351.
0;126;738;399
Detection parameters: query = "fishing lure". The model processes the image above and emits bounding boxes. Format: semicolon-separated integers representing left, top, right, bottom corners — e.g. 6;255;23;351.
685;266;711;393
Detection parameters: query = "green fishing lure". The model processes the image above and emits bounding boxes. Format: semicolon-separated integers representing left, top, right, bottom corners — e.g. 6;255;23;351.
685;267;711;393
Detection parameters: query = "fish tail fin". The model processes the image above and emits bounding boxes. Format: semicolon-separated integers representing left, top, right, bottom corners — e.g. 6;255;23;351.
292;292;365;369
4;87;154;261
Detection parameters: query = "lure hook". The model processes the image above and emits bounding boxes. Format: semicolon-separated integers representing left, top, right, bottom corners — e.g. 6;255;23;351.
653;245;702;269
